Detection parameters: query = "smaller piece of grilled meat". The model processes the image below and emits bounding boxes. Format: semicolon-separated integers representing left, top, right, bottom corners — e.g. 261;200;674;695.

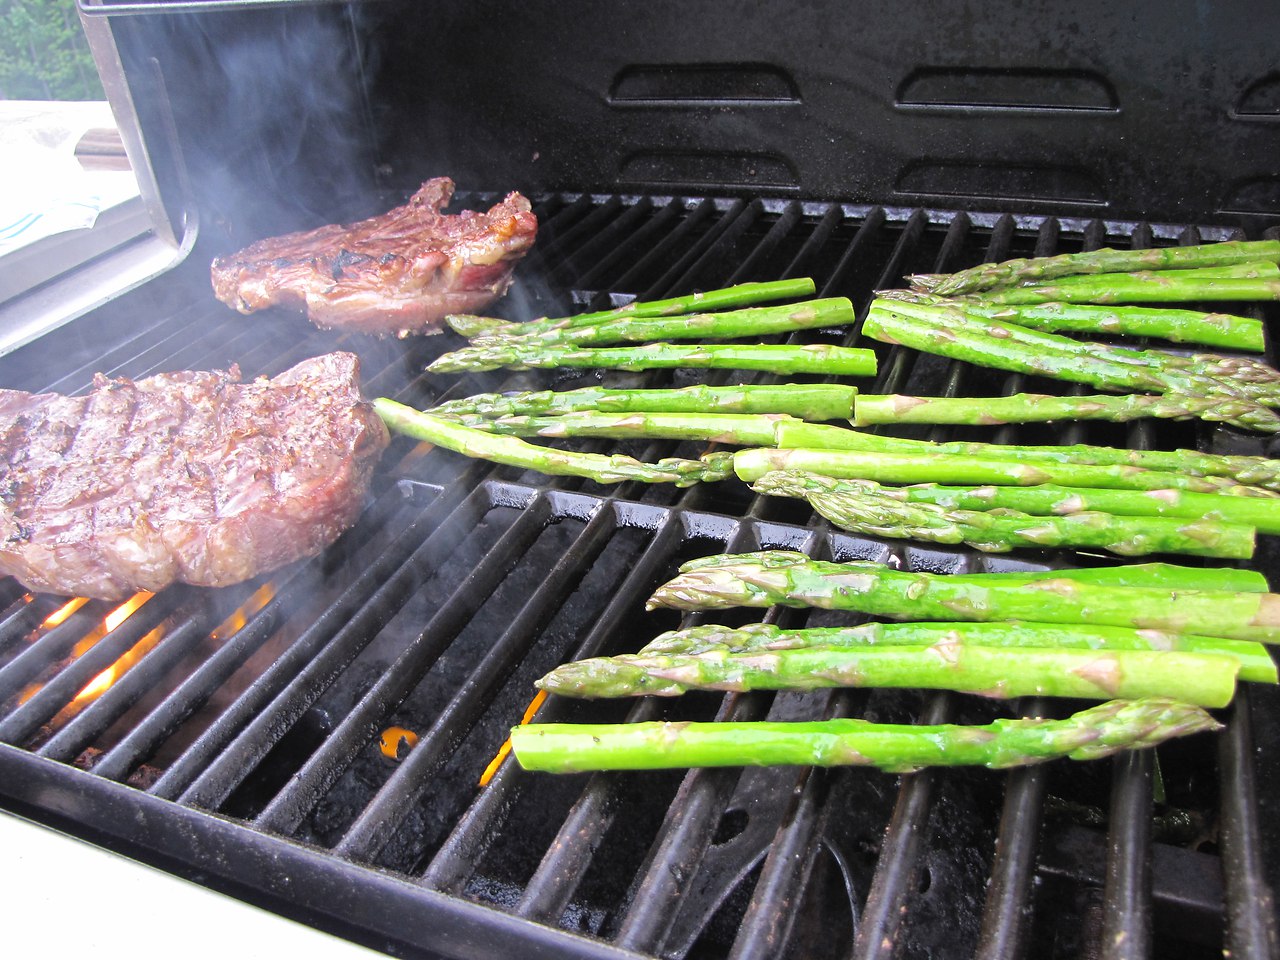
0;352;389;599
210;178;538;337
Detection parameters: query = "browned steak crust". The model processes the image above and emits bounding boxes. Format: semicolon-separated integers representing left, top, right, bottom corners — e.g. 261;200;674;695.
0;352;389;599
210;177;538;337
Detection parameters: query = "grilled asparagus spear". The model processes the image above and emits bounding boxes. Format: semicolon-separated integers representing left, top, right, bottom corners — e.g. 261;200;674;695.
908;239;1280;296
882;295;1265;352
427;383;858;421
750;471;1256;558
537;643;1240;706
773;421;1280;493
510;697;1223;773
646;551;1280;643
427;340;878;377
445;278;818;339
374;399;733;486
636;621;1277;682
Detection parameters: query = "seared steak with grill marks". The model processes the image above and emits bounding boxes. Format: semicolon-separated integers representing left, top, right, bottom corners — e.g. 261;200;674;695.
0;352;388;599
210;178;538;337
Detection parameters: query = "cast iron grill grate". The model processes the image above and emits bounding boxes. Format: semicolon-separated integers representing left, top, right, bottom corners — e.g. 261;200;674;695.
0;193;1277;960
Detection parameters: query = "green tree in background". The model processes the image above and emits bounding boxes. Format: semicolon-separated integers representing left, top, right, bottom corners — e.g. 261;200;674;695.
0;0;105;100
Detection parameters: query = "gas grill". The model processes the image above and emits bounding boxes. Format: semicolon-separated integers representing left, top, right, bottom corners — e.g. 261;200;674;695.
2;2;1279;958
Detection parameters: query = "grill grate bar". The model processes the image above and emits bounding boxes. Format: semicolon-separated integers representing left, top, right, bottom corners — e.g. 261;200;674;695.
725;690;860;960
1096;224;1164;960
0;601;113;710
0;594;50;669
974;700;1053;960
167;478;511;808
656;199;759;298
848;216;978;958
510;520;780;929
609;198;719;299
724;200;804;284
575;198;686;294
851;692;956;960
516;195;598;278
325;488;621;862
615;690;778;956
0;587;188;748
419;513;686;894
247;488;558;834
548;196;656;291
1218;687;1280;959
36;604;218;762
262;494;550;831
90;471;483;786
1101;750;1155;960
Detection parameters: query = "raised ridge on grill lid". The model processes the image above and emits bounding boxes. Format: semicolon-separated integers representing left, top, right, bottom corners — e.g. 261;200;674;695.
0;351;389;600
210;177;539;338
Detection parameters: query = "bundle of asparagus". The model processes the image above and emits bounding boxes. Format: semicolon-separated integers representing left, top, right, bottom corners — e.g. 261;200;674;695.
429;285;878;377
374;398;733;486
511;557;1256;774
750;470;1257;558
537;619;1276;702
908;238;1280;297
769;421;1280;492
445;277;819;339
855;240;1280;432
863;298;1280;432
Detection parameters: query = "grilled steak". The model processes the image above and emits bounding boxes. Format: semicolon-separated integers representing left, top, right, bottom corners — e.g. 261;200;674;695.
0;352;388;600
210;178;538;337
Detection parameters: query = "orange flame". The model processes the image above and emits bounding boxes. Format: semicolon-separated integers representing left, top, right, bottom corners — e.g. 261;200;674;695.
69;624;166;709
378;726;419;760
70;592;153;659
210;582;276;641
478;689;548;787
41;597;88;629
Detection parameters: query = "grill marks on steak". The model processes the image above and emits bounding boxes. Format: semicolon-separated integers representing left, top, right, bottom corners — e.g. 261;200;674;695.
0;353;389;600
210;178;538;337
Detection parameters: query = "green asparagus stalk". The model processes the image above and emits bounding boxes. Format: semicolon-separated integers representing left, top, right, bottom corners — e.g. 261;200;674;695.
451;411;792;447
838;481;1280;536
445;278;819;339
733;447;1273;498
973;273;1280;305
510;697;1223;773
441;314;517;339
636;621;1277;683
373;399;733;486
851;392;1276;430
676;551;1269;593
426;383;859;421
862;304;1280;430
908;239;1280;296
427;340;878;377
468;298;856;348
646;550;1280;643
438;298;855;360
773;421;1280;492
537;643;1240;706
890;296;1267;352
869;298;1280;407
750;471;1256;558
